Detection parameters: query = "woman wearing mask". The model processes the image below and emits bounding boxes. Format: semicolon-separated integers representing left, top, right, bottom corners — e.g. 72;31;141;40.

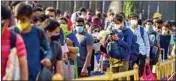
160;22;174;60
43;19;65;78
58;17;80;79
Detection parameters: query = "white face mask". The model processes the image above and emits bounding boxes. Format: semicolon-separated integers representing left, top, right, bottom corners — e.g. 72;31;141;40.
130;20;138;26
113;24;121;30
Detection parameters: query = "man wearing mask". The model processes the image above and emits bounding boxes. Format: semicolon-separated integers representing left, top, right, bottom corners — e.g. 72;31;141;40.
144;19;161;67
12;3;52;80
128;13;150;77
160;22;175;60
75;17;94;77
111;14;133;73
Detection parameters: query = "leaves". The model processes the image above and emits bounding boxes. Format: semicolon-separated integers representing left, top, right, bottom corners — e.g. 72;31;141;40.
123;0;134;18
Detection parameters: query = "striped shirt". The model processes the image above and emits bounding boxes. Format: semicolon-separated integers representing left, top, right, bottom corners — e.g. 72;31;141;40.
1;27;26;79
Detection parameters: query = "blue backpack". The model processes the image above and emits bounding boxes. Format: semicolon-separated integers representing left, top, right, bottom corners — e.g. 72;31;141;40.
106;41;129;59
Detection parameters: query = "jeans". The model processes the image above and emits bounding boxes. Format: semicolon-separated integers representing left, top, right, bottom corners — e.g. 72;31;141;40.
136;54;146;77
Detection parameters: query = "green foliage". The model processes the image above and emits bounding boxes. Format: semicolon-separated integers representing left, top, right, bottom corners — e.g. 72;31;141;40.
123;0;134;18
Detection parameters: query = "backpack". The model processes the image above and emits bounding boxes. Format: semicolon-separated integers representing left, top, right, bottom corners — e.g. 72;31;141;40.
3;31;20;80
11;26;46;60
106;41;129;60
10;26;44;44
140;26;145;44
10;31;17;48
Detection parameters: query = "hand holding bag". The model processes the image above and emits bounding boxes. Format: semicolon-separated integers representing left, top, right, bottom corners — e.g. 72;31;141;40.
140;64;156;80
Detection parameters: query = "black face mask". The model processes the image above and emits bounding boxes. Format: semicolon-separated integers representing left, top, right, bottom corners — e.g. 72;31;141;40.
50;34;60;41
78;12;81;15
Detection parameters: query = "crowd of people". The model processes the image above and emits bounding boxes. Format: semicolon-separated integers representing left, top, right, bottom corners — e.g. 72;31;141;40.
1;1;176;80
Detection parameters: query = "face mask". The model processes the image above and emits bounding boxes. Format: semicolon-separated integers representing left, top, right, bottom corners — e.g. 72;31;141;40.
92;32;99;37
50;33;60;41
16;22;30;32
130;20;138;26
162;30;168;35
146;25;153;32
76;26;84;33
113;24;121;30
60;24;68;33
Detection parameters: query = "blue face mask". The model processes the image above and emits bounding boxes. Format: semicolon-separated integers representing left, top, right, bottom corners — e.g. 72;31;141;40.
76;26;84;33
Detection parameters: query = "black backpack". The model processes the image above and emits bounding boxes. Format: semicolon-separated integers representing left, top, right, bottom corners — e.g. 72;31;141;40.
9;31;17;49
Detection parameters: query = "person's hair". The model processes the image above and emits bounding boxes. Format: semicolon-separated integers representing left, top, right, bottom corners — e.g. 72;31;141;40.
163;21;172;30
118;12;125;18
138;19;142;25
33;6;43;12
156;19;163;24
90;24;101;33
144;19;153;25
87;9;92;13
129;13;139;19
10;1;21;8
56;9;61;15
96;8;102;12
164;21;172;27
43;19;65;45
103;13;107;18
113;14;123;22
96;13;102;18
14;2;33;18
109;12;114;16
59;17;68;23
170;20;176;27
38;14;49;22
45;7;56;15
79;7;86;12
43;19;60;32
85;21;91;27
1;4;12;20
76;17;85;24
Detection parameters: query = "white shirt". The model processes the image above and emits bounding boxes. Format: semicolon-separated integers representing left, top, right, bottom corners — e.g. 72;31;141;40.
131;26;150;57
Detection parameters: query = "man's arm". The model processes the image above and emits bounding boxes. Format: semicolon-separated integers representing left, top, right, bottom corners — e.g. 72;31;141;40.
82;35;94;75
56;61;64;77
117;39;130;50
169;35;175;55
42;32;52;60
41;31;52;67
16;34;28;80
19;56;28;80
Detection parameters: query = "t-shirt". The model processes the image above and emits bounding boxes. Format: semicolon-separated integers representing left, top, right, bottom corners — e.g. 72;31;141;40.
14;26;52;81
76;32;94;67
170;35;175;44
50;41;62;73
1;27;26;79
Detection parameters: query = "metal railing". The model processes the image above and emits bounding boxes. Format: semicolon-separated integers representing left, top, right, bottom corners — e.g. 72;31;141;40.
75;64;139;80
156;56;176;80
